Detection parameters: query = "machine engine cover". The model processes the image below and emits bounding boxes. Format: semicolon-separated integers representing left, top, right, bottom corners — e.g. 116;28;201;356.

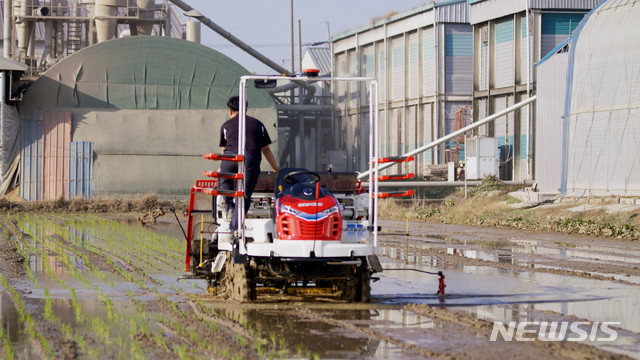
275;185;343;241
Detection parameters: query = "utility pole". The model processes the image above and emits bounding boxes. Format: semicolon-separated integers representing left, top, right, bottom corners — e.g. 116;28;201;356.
290;0;294;74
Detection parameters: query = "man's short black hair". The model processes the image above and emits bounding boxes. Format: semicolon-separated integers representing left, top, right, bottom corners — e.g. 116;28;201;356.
227;96;248;112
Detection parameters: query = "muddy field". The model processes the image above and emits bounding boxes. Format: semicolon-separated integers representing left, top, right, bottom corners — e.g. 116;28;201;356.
0;211;638;359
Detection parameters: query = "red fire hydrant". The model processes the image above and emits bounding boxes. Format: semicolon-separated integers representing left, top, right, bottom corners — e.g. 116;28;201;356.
437;271;446;295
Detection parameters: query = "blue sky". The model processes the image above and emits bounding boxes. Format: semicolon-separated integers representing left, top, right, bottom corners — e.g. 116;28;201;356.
183;0;429;74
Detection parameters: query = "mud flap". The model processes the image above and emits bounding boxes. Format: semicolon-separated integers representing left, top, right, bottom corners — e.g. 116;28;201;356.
367;254;383;273
212;252;227;273
232;239;248;264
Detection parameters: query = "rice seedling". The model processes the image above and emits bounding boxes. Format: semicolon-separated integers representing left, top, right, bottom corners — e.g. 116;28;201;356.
69;288;84;324
3;338;15;360
235;333;247;347
43;288;56;322
175;344;190;360
91;315;112;344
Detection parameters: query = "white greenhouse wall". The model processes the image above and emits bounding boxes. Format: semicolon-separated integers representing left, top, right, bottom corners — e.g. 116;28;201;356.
564;0;640;196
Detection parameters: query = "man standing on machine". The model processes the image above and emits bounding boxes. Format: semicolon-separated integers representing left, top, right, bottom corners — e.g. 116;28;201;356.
219;96;279;241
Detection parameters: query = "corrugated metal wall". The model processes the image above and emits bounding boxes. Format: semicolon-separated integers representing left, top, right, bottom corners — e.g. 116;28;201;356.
444;24;473;94
520;15;529;85
518;101;531;180
493;95;508;147
68;141;93;199
330;1;474;175
541;13;585;56
422;28;435;96
530;0;600;8
362;45;375;104
391;37;405;101
437;1;470;23
19;120;42;201
495;17;514;88
42;111;72;201
408;32;420;99
348;51;358;109
377;46;386;103
421;103;435;170
379;110;387;158
389;108;400;163
480;41;489;90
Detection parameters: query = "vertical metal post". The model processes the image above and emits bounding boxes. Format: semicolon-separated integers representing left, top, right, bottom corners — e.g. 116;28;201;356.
369;80;380;251
3;0;11;58
289;0;294;74
433;8;440;164
297;19;302;74
464;135;468;199
525;1;532;179
238;77;248;253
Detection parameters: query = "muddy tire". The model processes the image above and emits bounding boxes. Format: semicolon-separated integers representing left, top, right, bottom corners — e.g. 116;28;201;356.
222;257;256;302
226;258;256;302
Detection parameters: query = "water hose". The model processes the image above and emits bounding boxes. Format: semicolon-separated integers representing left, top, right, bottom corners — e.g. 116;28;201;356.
383;268;446;295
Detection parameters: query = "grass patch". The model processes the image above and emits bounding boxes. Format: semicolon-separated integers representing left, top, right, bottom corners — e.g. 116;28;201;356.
378;177;640;240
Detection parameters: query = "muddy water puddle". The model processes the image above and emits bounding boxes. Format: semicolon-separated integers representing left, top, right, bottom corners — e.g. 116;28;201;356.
203;302;437;359
374;246;640;357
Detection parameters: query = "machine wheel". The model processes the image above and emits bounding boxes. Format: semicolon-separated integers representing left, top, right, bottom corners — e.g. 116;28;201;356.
226;257;256;302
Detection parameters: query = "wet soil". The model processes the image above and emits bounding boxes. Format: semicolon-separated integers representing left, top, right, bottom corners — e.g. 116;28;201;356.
0;212;638;359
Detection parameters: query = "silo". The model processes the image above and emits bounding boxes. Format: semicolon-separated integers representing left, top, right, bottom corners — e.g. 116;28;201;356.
136;0;155;36
95;0;125;43
186;20;200;43
15;0;37;58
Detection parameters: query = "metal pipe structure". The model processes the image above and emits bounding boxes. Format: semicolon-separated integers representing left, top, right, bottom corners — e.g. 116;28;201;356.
95;0;126;43
357;95;537;179
4;0;11;58
186;20;200;43
525;0;532;179
43;0;53;62
168;0;293;77
16;0;37;59
362;180;534;188
289;0;293;73
136;0;155;36
297;19;302;73
168;0;314;95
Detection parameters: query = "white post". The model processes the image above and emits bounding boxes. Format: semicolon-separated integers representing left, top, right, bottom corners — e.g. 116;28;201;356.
238;77;248;253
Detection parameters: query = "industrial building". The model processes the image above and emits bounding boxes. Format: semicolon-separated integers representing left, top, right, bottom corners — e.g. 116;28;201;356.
330;0;473;177
468;0;599;181
329;0;600;181
536;0;640;197
1;0;636;201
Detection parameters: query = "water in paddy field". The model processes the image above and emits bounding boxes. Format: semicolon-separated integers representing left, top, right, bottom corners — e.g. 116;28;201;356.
0;214;206;359
2;214;639;359
373;238;640;358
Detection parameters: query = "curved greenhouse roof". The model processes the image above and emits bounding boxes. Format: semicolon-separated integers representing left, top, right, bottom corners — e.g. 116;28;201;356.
22;36;273;110
18;36;277;199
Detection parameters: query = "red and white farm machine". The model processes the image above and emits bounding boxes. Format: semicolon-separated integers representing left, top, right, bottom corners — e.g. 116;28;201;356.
178;75;415;302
